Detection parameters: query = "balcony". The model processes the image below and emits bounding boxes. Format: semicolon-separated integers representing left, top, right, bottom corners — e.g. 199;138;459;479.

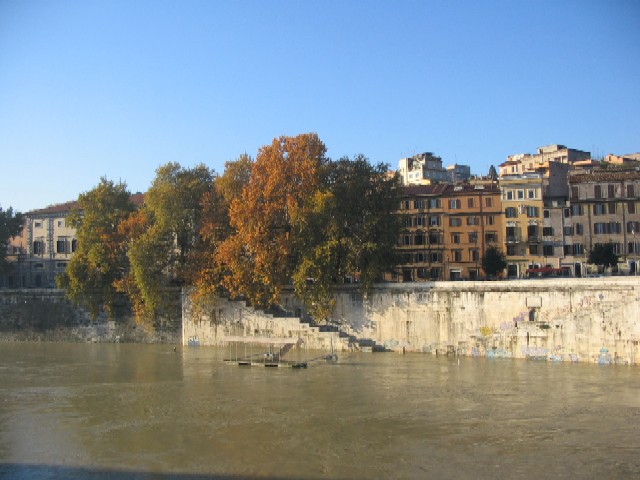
527;236;541;243
506;236;520;244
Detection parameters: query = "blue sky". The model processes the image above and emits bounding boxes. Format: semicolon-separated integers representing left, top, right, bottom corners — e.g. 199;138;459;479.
1;0;639;212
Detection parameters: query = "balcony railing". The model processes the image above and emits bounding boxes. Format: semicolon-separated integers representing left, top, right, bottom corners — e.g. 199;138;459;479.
506;236;520;244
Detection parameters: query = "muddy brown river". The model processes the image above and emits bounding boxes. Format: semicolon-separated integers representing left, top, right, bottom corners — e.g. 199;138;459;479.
0;342;638;479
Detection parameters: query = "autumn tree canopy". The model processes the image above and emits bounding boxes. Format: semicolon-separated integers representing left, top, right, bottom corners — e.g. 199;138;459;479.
216;133;327;307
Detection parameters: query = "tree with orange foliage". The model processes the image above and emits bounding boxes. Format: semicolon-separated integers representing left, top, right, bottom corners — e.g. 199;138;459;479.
216;133;327;307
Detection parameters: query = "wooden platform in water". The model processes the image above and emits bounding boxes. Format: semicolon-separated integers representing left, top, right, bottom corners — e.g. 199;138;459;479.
224;358;308;368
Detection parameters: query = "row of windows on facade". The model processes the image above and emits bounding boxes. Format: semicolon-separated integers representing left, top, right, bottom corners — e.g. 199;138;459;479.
573;184;638;200
401;232;499;246
404;215;497;228
403;203;636;225
402;197;495;210
32;220;66;229
403;198;638;216
400;241;640;263
31;239;77;255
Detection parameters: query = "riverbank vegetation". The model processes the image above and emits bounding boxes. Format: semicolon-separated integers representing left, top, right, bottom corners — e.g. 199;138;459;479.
57;133;401;326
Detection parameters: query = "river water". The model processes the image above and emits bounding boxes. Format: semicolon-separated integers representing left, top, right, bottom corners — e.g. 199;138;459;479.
0;343;639;479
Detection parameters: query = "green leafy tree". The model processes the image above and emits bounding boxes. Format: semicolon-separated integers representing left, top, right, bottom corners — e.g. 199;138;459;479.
481;246;507;279
122;163;214;321
216;153;253;205
588;243;619;270
0;206;24;272
57;179;135;318
293;156;401;321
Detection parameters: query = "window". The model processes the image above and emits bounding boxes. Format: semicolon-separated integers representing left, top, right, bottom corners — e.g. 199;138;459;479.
526;206;539;218
414;216;426;227
627;221;640;234
468;232;478;244
429;268;440;280
543;210;550;218
506;191;513;200
414;200;424;209
529;244;539;255
417;268;427;279
414;234;424;246
403;200;411;210
562;226;572;236
402;235;411;246
485;232;498;243
517;190;524;200
467;198;474;208
429;252;442;262
607;185;615;198
571;186;579;199
429;216;441;227
543;227;554;236
486;215;495;225
58;220;65;227
466;216;478;226
34;222;42;228
56;239;68;254
449;217;462;227
485;197;493;207
506;244;517;255
33;241;43;254
595;185;602;199
627;184;635;198
543;245;554;256
593;204;606;215
34;263;44;269
452;250;462;262
570;204;583;216
527;225;538;239
608;203;616;215
451;233;461;244
575;223;584;235
449;199;461;209
505;207;517;218
428;232;442;245
573;244;584;255
527;189;536;199
609;222;621;234
594;223;606;234
71;239;77;252
470;249;479;262
403;217;411;227
629;202;636;214
429;198;441;209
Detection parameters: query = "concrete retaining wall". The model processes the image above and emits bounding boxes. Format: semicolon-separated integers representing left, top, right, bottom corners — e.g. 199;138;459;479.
183;278;640;364
0;289;181;343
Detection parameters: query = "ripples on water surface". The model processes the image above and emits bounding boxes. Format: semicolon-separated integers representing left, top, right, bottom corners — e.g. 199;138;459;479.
0;342;639;479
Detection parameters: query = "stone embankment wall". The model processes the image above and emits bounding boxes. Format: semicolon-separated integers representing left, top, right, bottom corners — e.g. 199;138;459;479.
0;289;181;343
183;278;640;364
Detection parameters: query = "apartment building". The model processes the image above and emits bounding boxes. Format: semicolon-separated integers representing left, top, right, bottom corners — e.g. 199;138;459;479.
4;201;80;288
391;182;502;282
567;166;640;275
3;193;144;288
397;152;450;185
499;173;545;277
500;144;591;177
